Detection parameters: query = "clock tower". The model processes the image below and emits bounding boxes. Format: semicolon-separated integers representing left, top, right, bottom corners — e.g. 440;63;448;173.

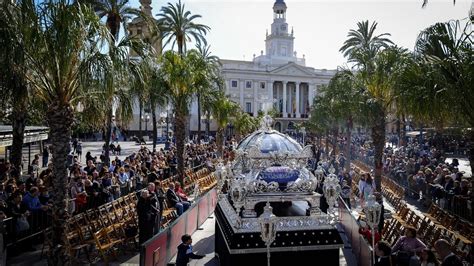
265;0;295;58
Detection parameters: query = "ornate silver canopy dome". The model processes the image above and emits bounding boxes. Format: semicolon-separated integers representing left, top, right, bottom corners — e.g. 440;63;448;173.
237;130;302;154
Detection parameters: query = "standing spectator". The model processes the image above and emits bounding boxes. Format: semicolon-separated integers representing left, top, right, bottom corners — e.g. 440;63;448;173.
434;239;463;266
42;146;49;167
71;180;87;213
137;185;159;244
118;167;130;196
76;142;83;161
176;234;205;266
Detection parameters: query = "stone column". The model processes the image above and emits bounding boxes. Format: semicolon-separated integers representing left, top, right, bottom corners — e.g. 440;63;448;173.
295;82;301;118
253;80;258;117
288;82;293;117
308;83;315;118
283;81;287;117
239;80;244;111
268;81;274;112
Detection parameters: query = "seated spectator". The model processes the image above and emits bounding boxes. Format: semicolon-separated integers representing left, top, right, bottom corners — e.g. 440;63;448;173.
358;221;380;245
420;248;439;266
392;227;426;266
434;239;463;266
166;183;190;216
174;182;189;202
375;240;392;266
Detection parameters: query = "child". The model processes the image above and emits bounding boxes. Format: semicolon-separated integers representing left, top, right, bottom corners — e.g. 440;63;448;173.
176;234;205;266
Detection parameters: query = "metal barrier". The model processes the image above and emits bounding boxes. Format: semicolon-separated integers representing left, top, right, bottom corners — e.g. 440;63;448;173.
338;197;373;266
140;188;217;266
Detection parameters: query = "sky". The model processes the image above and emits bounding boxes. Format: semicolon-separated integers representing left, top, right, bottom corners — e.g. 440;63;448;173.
130;0;472;69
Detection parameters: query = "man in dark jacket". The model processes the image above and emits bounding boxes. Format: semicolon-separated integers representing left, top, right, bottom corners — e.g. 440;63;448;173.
137;184;159;244
166;183;190;215
434;239;463;266
176;234;204;266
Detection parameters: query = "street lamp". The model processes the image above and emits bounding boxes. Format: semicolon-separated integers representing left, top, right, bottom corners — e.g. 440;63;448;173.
300;127;306;146
215;160;228;197
201;111;213;141
323;166;341;217
159;112;166;137
141;114;150;137
363;194;382;266
259;202;277;266
314;164;325;185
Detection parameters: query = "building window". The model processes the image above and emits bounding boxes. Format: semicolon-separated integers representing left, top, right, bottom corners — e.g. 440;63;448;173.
260;82;266;89
137;29;142;35
231;80;238;88
245;81;252;89
245;102;252;113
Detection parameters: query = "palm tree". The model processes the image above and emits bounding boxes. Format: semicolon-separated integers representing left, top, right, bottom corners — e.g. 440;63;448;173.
340;20;393;71
211;93;240;155
0;0;39;173
320;69;368;171
233;112;259;141
192;45;222;143
358;47;412;191
157;0;210;55
159;50;195;179
93;0;142;41
18;0;109;263
412;20;474;180
148;60;168;149
340;20;397;191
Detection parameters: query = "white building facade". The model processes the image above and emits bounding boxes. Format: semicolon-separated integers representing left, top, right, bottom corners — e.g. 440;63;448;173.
190;0;335;133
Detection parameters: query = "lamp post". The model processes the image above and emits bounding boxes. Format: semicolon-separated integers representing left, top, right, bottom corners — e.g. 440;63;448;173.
363;194;382;266
314;164;324;186
141;114;150;137
323;166;341;217
300;127;306;146
259;202;277;266
215;160;227;197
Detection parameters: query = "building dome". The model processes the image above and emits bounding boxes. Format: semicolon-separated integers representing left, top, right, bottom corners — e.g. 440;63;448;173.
273;0;287;11
237;130;302;154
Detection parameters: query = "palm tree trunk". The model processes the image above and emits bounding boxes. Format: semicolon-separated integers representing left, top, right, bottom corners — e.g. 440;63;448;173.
151;101;157;150
197;93;202;144
46;103;73;266
175;111;186;180
400;113;406;146
104;107;113;166
468;131;474;201
325;131;329;159
216;128;224;156
10;95;27;173
371;111;385;192
139;101;143;137
345;116;353;172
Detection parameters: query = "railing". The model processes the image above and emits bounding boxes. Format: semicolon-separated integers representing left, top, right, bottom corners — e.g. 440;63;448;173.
338;197;373;266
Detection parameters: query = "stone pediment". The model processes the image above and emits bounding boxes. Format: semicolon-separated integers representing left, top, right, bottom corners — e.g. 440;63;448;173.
270;63;315;77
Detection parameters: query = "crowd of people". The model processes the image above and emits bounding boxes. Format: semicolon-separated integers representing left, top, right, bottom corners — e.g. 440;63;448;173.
350;134;472;217
0;138;223;255
309;133;470;266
